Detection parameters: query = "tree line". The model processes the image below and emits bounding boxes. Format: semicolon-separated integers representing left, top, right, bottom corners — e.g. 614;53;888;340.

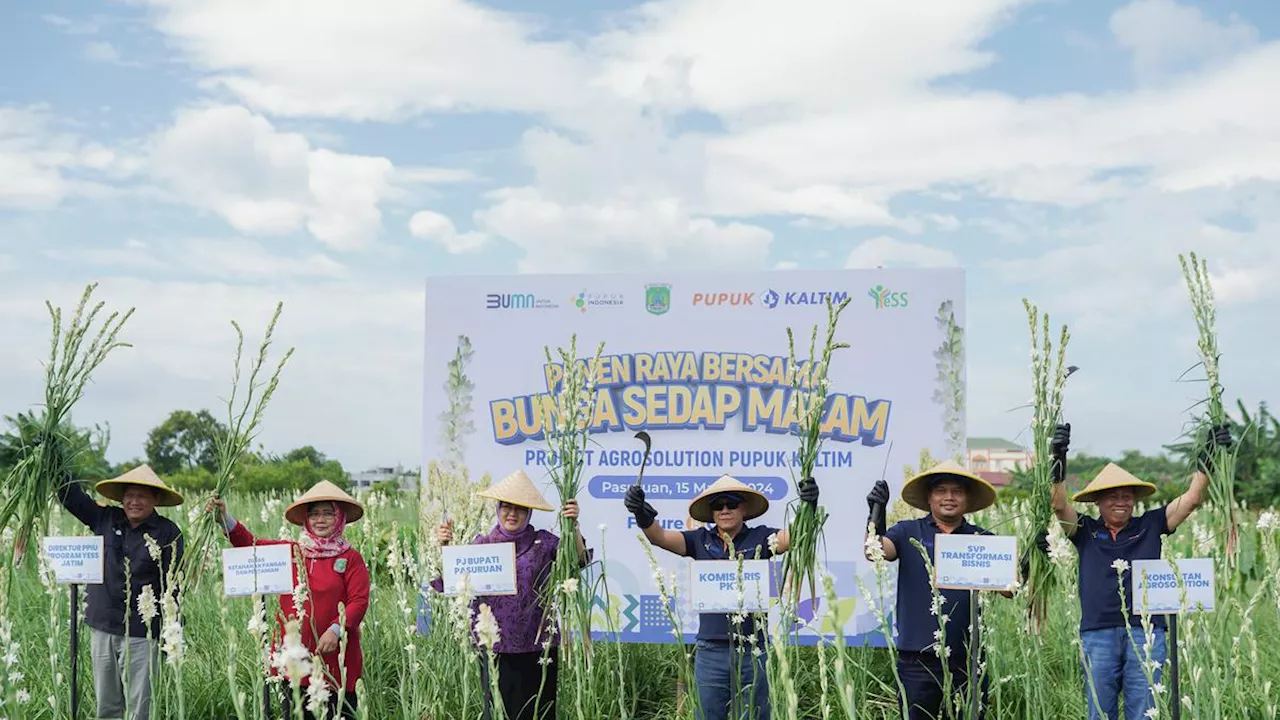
4;400;1276;503
1008;399;1280;507
0;408;358;494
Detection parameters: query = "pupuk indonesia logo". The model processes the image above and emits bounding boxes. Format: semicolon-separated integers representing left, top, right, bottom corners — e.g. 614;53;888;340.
573;290;625;313
645;284;671;315
868;284;908;309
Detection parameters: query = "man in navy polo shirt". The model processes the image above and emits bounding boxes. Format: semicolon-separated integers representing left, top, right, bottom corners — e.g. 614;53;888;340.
1051;422;1232;720
624;473;818;720
865;460;1006;720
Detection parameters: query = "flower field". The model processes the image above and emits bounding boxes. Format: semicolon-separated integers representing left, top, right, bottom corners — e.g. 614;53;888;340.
1;465;1277;720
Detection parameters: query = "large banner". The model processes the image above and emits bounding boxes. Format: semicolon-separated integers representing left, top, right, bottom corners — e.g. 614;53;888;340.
422;269;965;645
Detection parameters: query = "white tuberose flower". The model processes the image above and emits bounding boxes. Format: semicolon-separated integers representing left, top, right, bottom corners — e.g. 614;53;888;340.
474;603;502;650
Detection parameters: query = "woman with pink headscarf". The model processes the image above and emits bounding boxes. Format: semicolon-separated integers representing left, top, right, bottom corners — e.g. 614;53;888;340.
207;480;370;720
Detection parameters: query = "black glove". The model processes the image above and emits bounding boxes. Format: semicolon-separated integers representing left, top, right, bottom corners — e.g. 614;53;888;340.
1019;529;1051;579
866;479;889;536
1198;423;1234;473
798;477;819;506
1050;422;1071;484
624;485;658;529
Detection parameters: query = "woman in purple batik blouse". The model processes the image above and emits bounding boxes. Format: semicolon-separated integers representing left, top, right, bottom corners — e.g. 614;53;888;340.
431;469;591;720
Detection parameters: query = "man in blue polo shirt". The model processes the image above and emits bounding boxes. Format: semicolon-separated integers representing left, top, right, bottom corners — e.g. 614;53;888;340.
1051;422;1232;720
624;473;819;720
865;460;1005;720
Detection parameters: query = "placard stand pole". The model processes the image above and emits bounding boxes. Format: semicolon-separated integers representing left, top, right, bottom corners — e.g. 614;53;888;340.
968;590;980;720
1169;614;1180;720
70;582;80;720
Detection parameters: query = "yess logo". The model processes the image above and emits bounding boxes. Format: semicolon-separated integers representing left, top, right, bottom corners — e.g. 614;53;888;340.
867;284;908;309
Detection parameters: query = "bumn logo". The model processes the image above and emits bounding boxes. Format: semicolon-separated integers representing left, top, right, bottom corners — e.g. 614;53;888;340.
868;284;908;309
486;293;558;310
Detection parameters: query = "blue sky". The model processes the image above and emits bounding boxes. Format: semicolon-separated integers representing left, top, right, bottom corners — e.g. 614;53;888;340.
1;0;1277;471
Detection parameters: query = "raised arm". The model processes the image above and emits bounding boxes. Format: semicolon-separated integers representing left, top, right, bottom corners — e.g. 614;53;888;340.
206;497;288;548
772;477;821;554
863;479;897;562
624;486;688;556
56;472;106;529
1165;424;1232;532
1049;423;1078;535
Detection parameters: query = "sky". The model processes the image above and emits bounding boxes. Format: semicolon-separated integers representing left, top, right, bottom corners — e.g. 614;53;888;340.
1;0;1277;473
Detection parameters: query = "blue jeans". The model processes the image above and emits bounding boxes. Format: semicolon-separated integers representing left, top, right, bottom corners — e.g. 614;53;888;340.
1080;626;1168;720
693;639;769;720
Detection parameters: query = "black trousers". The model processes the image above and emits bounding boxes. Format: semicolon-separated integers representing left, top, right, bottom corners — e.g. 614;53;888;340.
479;650;558;720
266;682;358;720
898;650;988;720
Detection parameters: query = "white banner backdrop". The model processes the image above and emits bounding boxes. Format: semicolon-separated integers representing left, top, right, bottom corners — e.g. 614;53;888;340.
422;269;966;645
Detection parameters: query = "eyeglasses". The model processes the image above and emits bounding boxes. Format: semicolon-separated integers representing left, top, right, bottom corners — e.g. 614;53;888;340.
709;498;741;512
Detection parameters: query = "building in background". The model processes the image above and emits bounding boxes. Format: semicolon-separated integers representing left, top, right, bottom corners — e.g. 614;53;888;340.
349;464;418;491
967;437;1033;488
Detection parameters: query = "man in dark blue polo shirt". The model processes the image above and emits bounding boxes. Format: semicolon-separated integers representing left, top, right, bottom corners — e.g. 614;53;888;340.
624;473;818;720
865;460;1003;720
1051;422;1232;720
54;461;185;720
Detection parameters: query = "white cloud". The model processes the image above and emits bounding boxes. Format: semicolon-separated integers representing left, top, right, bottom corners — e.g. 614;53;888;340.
1110;0;1257;84
476;188;772;273
408;211;487;254
593;0;1031;115
0;106;132;209
41;238;350;280
136;0;594;123
84;41;122;63
0;277;425;469
845;236;959;269
146;104;395;250
0;107;71;209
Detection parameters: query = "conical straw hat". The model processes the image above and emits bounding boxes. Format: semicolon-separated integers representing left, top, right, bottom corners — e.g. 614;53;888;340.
901;460;997;513
1070;463;1157;504
688;475;769;523
476;469;554;511
95;465;185;507
285;480;365;526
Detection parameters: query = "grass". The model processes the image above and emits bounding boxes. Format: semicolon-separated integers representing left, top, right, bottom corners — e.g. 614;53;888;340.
4;484;1277;719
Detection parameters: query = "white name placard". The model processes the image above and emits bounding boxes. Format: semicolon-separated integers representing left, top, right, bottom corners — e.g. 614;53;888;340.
442;543;518;596
42;536;104;584
222;545;294;597
933;534;1018;591
690;560;771;613
1132;558;1215;614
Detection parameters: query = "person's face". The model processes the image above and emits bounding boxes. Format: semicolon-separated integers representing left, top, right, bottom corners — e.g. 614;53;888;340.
709;494;746;534
122;485;158;523
928;480;968;521
1096;488;1136;526
498;502;530;532
307;502;340;538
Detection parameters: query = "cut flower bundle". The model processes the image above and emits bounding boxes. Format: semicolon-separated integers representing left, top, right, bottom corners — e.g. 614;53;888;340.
1021;298;1072;633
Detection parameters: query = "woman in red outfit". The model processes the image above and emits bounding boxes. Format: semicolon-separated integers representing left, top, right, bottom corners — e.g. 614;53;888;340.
207;480;370;720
